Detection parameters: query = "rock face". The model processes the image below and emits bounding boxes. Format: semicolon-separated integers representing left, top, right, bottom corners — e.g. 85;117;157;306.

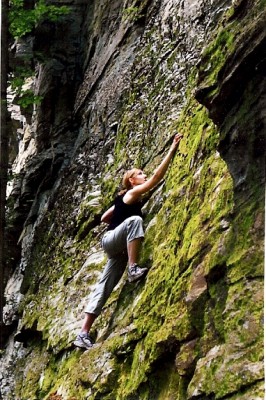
1;0;265;399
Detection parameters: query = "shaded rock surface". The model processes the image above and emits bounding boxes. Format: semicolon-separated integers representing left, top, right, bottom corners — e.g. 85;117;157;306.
0;0;264;399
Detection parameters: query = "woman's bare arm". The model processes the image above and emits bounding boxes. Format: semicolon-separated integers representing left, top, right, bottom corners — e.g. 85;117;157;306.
124;133;183;203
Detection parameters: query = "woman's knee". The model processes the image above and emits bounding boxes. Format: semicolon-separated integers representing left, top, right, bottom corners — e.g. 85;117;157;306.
126;216;143;232
127;215;143;226
126;215;144;240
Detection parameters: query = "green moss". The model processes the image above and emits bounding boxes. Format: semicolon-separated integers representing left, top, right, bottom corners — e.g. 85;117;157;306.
197;0;266;105
16;94;236;399
140;361;182;400
98;92;237;396
40;351;89;399
223;279;263;347
225;202;264;282
228;381;264;400
207;277;228;341
197;27;235;93
14;345;50;400
188;339;263;399
122;0;150;23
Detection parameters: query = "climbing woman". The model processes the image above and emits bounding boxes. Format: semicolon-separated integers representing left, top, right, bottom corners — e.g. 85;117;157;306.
74;133;183;349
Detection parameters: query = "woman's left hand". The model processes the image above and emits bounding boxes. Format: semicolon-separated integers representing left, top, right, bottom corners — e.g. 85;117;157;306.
170;133;183;151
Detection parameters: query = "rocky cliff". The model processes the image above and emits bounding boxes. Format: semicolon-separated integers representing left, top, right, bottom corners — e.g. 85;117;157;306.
1;0;265;399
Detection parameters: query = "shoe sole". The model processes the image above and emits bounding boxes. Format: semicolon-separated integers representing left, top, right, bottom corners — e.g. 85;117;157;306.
73;340;92;350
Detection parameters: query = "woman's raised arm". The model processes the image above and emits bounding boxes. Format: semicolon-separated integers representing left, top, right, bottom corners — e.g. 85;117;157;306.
124;133;183;203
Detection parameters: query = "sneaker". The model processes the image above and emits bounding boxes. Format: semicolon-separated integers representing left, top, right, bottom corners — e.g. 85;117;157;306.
73;333;93;350
128;264;148;283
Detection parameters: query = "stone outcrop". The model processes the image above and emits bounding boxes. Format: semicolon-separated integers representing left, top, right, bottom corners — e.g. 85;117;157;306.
0;0;264;399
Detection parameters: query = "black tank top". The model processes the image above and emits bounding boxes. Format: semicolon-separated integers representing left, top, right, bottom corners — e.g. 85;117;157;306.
107;194;143;230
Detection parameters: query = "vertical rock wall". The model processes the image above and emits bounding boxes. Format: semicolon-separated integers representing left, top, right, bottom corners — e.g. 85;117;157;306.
1;0;265;399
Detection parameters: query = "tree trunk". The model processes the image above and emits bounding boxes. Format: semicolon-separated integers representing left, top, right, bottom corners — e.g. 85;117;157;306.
0;0;9;348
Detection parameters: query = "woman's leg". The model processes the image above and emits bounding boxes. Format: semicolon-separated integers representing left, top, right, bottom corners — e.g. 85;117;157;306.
74;216;146;348
127;237;142;266
85;252;128;316
80;312;97;334
102;216;144;258
74;253;127;349
103;216;147;282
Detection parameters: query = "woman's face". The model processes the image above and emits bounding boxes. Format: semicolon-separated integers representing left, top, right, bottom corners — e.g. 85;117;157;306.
130;169;147;186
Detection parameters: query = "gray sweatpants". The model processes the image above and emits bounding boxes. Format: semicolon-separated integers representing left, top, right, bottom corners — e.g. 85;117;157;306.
85;216;144;316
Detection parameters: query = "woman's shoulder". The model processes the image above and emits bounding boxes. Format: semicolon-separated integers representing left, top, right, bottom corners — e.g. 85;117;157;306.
115;190;142;206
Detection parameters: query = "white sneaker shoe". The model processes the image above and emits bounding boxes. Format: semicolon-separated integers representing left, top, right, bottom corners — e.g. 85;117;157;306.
128;264;148;283
73;333;93;350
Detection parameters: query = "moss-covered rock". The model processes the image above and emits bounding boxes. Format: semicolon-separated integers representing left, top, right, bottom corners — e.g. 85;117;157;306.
1;0;264;399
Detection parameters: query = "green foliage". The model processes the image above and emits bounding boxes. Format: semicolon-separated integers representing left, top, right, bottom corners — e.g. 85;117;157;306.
10;66;32;89
17;90;43;108
8;1;69;107
122;6;143;22
9;66;43;109
9;0;69;38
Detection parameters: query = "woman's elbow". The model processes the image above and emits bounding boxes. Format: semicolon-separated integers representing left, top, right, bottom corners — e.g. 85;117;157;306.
101;214;108;223
101;212;112;224
101;206;114;224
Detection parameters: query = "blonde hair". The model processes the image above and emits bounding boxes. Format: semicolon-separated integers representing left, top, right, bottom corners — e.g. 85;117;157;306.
119;168;140;194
